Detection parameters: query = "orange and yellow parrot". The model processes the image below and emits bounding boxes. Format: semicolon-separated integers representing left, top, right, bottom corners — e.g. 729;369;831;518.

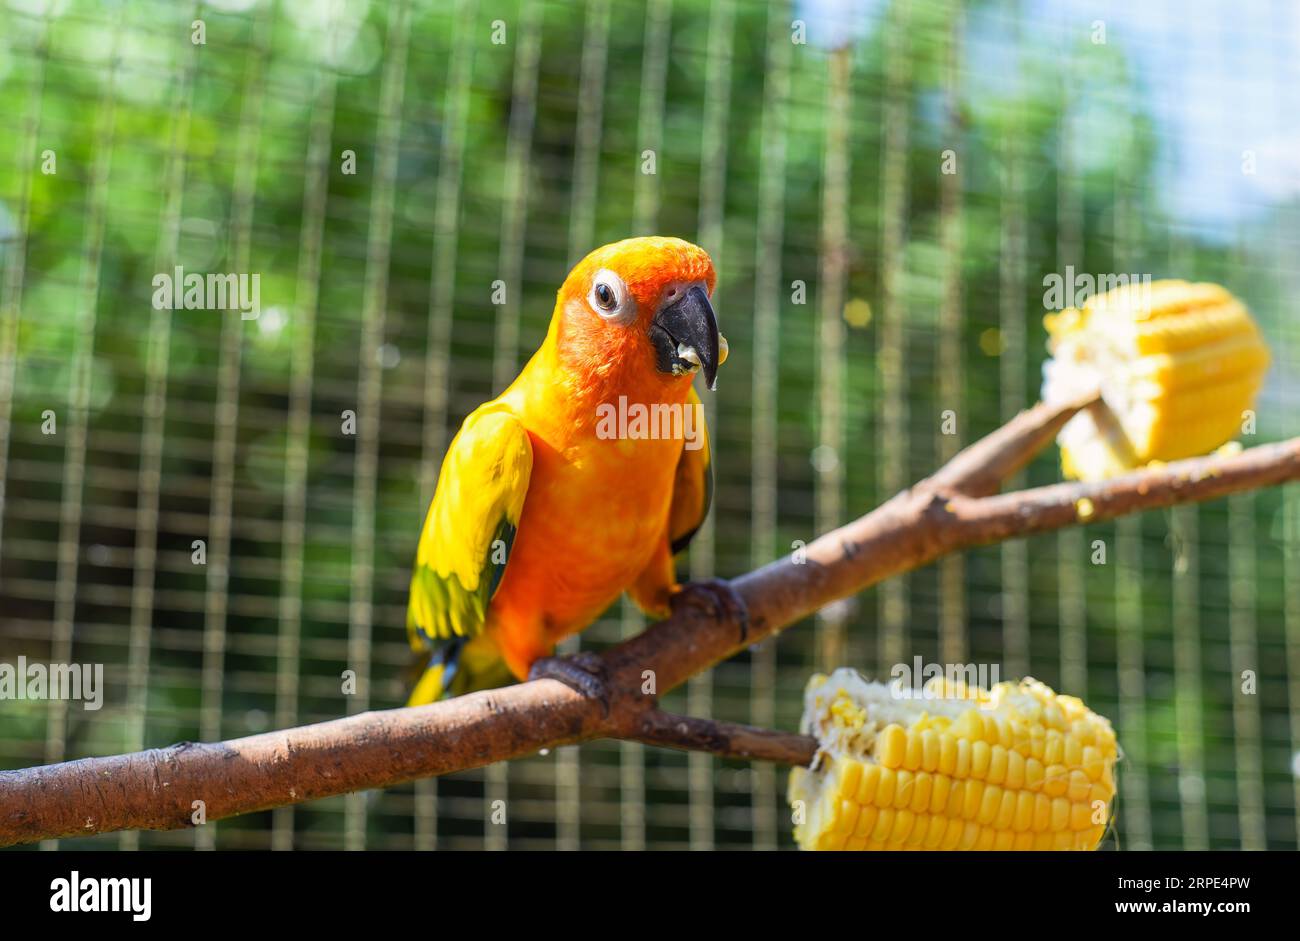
405;236;741;704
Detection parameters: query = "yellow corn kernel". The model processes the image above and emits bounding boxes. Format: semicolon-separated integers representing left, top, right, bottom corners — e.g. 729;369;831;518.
944;777;965;818
995;789;1017;831
817;829;848;851
939;734;958;775
1004;750;1026;790
1024;758;1045;791
892;770;914;810
1082;746;1104;782
1011;720;1031;754
1044;703;1065;730
920;729;940;772
890;809;916;844
878;725;907;769
1044;765;1070;798
977;784;1002;826
923;815;946;849
903;731;924;772
876;766;897;807
1068;769;1092;803
905;813;929;848
1033;793;1052;832
1044;729;1064;765
834;799;859;835
910;771;933;814
1051;797;1070;832
987;745;1009;785
1064;734;1083;768
1014;790;1035;832
1029;724;1046;760
871;807;895;843
954;737;972;778
982;714;1002;744
853;804;879;839
837;757;863;799
856;762;882;805
930;773;951;815
1070;801;1094;831
940;817;964;850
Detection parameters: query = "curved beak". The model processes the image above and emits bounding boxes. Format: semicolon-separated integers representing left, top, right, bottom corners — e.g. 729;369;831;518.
649;285;722;390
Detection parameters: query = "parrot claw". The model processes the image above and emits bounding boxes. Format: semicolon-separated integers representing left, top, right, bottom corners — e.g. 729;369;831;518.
528;652;610;715
671;578;750;643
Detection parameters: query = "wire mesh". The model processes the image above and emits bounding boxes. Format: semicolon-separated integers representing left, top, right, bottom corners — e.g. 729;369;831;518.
1;0;1298;850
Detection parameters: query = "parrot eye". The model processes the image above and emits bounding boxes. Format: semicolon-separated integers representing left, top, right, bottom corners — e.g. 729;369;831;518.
587;269;633;323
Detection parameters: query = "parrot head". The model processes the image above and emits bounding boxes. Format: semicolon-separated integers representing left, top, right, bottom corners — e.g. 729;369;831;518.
553;236;727;391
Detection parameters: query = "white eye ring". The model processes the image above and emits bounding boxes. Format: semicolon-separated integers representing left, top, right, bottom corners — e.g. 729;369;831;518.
588;268;633;323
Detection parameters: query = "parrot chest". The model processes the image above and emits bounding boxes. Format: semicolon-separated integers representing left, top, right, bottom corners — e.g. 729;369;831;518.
503;432;682;627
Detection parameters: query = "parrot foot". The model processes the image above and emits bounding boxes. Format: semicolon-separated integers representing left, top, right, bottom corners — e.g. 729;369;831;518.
671;578;750;643
528;651;610;714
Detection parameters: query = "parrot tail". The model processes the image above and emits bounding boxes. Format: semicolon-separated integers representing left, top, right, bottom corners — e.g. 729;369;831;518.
406;635;515;705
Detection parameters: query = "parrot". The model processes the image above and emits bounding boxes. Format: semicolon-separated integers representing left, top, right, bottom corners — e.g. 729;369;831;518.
404;236;744;704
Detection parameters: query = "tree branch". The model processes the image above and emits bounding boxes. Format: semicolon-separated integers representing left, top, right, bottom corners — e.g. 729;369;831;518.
2;396;1296;846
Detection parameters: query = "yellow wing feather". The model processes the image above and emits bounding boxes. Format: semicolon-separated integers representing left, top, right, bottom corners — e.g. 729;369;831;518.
406;406;533;650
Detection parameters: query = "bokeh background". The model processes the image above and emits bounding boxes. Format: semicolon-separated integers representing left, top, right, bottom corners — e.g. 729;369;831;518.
2;0;1298;849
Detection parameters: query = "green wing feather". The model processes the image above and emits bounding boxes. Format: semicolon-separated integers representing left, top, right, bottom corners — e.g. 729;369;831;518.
668;384;713;555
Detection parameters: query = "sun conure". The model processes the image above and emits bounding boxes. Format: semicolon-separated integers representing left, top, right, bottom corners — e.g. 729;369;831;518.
405;236;739;703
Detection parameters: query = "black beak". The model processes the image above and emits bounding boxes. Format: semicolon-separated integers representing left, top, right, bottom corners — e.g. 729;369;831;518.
649;285;721;390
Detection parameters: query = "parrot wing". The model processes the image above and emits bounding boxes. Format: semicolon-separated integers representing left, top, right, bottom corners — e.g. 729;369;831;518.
667;384;713;554
406;406;533;652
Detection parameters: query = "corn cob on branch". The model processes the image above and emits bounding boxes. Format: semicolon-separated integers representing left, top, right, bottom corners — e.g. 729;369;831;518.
789;671;1119;850
2;395;1297;846
1043;280;1271;481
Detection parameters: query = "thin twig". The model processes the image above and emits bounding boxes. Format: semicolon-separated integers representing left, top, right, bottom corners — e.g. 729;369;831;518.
631;711;819;766
927;390;1099;496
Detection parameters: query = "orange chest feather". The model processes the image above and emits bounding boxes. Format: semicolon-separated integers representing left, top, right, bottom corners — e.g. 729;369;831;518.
496;372;691;616
521;407;684;565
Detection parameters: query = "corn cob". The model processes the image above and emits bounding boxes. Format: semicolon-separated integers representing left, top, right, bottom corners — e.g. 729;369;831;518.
1041;279;1270;481
788;668;1119;850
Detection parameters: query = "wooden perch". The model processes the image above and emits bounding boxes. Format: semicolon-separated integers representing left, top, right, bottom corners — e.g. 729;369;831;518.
2;395;1297;847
